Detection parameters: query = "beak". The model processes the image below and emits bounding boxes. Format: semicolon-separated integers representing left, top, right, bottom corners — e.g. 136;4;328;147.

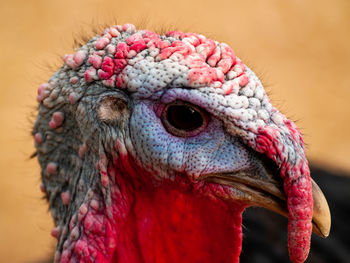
200;156;331;238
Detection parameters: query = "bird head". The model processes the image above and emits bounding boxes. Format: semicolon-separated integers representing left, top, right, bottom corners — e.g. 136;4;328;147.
33;24;330;263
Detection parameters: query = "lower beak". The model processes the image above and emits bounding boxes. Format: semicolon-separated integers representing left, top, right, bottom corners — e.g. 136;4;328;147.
201;165;331;238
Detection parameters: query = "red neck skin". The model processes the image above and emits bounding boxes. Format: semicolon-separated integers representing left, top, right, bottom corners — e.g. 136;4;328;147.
109;154;246;263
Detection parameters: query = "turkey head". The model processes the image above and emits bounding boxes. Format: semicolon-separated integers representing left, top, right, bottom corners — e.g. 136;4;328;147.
33;24;331;263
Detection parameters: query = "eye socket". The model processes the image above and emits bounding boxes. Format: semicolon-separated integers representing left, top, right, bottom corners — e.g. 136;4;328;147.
161;101;209;137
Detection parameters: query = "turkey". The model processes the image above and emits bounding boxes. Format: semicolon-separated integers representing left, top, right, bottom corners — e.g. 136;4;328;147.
33;23;330;263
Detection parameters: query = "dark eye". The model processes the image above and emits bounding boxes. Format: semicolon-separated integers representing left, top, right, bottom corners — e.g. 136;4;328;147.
161;101;209;137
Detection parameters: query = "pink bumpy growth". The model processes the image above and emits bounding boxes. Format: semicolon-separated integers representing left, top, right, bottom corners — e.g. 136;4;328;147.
256;124;312;263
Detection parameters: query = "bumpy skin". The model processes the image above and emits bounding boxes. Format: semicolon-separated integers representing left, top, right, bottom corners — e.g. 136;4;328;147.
33;24;312;263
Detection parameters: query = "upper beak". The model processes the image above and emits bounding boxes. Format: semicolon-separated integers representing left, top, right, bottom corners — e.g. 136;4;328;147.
200;156;331;238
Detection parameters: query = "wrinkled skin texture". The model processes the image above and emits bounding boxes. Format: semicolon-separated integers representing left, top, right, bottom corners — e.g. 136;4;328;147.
33;24;312;263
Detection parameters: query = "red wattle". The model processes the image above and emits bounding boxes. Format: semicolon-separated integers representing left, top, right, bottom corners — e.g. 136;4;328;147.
111;155;246;263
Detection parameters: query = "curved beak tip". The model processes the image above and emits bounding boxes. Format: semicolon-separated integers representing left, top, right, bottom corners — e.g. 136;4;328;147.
311;179;331;238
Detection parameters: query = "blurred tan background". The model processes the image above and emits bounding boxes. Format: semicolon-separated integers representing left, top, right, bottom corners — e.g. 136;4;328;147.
0;0;349;262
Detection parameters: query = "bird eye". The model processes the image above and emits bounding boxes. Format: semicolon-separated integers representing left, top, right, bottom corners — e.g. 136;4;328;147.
161;101;209;137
